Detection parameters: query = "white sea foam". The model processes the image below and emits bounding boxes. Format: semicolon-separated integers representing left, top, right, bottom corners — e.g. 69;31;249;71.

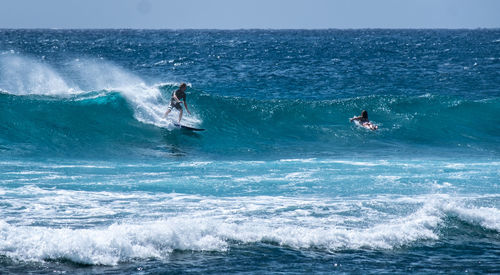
432;181;453;189
0;219;227;265
4;171;53;175
233;175;285;183
279;158;316;163
0;202;441;265
177;161;212;167
319;160;390;166
40;164;114;169
374;175;401;182
1;178;498;266
444;204;500;231
4;191;496;265
284;171;318;182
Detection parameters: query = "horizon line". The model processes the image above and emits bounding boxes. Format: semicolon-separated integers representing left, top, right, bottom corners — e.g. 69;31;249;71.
1;27;499;31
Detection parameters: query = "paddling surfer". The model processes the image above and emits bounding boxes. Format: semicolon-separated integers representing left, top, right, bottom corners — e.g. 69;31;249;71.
350;110;378;130
164;83;191;123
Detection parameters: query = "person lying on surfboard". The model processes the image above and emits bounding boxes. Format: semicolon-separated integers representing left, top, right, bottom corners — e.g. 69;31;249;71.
350;110;378;130
164;83;191;123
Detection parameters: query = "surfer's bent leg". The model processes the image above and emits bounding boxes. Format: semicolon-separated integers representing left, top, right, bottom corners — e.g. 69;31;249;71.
164;109;171;118
164;102;174;118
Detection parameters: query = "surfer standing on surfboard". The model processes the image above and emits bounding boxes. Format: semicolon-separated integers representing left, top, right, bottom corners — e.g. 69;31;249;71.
164;83;191;123
350;110;378;130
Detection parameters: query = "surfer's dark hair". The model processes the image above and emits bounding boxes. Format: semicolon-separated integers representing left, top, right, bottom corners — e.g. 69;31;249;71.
180;83;187;88
361;110;368;119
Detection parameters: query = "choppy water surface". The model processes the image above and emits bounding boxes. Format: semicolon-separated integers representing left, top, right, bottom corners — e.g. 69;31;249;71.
1;29;499;274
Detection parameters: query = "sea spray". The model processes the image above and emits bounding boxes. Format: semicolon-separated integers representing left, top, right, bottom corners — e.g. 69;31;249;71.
0;55;78;96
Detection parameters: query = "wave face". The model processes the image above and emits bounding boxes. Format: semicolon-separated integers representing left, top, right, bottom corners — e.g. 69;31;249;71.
1;88;499;159
1;30;499;274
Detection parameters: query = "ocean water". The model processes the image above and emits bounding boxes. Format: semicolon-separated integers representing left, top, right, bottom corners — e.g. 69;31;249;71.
0;29;499;274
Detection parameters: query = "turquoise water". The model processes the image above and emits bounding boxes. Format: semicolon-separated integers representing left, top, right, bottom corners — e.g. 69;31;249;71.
1;29;499;274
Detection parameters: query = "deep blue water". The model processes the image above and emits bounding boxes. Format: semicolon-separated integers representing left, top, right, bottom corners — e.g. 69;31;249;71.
0;29;499;274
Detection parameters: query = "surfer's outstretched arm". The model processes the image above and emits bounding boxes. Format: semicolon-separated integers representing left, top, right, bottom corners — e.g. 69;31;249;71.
350;116;361;122
183;101;191;115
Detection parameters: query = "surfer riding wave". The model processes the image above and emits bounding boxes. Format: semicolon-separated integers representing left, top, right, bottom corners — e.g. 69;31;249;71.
164;83;191;123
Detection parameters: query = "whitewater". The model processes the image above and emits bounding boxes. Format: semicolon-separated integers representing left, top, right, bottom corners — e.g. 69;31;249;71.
0;29;499;274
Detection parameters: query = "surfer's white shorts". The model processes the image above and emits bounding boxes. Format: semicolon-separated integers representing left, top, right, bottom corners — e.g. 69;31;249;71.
168;100;182;111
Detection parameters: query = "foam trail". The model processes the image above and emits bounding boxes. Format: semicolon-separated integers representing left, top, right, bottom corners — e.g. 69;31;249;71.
0;55;78;96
